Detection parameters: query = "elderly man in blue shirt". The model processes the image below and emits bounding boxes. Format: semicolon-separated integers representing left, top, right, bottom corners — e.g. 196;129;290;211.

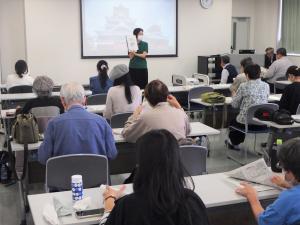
38;82;117;164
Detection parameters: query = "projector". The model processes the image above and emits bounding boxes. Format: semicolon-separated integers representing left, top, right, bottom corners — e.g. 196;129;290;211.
172;75;200;86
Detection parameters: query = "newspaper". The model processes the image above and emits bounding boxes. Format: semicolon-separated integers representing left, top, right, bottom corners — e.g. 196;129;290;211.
126;35;138;52
226;158;277;188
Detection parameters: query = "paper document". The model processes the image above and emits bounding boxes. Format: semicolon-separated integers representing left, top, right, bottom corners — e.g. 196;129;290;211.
224;177;275;192
226;159;276;187
126;36;138;52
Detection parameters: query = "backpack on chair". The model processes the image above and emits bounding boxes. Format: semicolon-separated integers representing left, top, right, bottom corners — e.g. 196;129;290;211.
12;114;39;144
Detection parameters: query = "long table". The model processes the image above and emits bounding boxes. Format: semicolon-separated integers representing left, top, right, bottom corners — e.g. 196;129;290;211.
10;122;220;151
189;94;282;128
168;83;231;93
28;172;280;225
0;90;92;101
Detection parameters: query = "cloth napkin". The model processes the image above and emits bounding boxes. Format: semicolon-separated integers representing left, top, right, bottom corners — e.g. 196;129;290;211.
42;203;59;225
73;197;92;211
53;197;73;217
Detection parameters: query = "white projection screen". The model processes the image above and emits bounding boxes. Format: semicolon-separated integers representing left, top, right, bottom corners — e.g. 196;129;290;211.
80;0;178;58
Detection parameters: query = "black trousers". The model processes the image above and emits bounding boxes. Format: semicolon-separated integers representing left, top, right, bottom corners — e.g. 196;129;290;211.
129;68;148;90
229;119;266;146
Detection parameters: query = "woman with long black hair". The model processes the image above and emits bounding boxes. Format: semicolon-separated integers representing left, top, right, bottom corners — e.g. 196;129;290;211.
89;60;113;95
100;129;210;225
103;64;142;120
129;27;148;89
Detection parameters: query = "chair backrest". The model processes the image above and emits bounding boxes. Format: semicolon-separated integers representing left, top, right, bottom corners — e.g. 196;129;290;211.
246;103;279;127
192;73;210;85
87;94;107;105
46;154;109;192
8;85;33;93
180;145;208;176
30;106;60;133
296;104;300;115
110;112;133;128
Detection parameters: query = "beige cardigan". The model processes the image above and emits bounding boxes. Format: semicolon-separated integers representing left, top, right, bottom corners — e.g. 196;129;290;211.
122;102;191;143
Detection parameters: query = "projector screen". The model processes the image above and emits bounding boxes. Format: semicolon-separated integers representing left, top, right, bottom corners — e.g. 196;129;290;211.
80;0;178;58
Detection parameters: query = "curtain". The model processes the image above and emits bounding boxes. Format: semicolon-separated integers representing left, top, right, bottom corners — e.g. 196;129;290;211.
280;0;300;53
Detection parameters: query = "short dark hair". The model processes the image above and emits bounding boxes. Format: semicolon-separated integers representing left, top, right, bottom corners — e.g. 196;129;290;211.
133;28;143;37
244;64;261;80
286;65;299;78
240;57;253;68
278;137;300;181
15;60;28;78
276;48;287;56
221;55;230;64
144;80;169;106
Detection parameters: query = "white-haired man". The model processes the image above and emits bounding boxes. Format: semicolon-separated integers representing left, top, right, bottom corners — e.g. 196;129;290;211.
38;82;117;164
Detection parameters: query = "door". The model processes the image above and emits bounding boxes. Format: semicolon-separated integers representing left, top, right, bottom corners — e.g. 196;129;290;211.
231;17;250;54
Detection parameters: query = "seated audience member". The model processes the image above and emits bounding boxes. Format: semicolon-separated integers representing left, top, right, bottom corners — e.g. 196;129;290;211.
104;64;142;120
22;76;64;114
236;137;300;225
264;47;276;69
263;48;293;90
122;80;190;143
279;66;300;114
230;57;253;94
100;130;210;225
226;64;269;150
6;60;34;90
220;55;238;84
90;60;113;95
38;82;117;164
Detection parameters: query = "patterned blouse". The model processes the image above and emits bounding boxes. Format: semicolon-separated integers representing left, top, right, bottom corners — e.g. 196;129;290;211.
232;79;270;124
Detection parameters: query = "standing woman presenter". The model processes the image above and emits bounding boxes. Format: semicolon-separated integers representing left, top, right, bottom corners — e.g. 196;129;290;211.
129;28;148;89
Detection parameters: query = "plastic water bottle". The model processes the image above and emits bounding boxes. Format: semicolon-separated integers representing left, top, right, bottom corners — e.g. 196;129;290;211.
71;175;83;201
271;139;282;172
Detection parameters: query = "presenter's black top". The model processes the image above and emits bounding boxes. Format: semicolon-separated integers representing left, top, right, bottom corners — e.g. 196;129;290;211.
279;82;300;114
105;189;210;225
129;41;148;69
22;96;64;114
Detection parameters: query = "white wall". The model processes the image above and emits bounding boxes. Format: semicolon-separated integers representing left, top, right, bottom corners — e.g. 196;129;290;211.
24;0;233;86
0;0;27;83
232;0;300;65
232;0;256;49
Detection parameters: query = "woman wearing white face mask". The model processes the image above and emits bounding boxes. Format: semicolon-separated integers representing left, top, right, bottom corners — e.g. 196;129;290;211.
128;28;148;89
236;137;300;225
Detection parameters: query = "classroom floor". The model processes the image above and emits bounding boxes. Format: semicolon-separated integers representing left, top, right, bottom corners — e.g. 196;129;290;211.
0;128;267;225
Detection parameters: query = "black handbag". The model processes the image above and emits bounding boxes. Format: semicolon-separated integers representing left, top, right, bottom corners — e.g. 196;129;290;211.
254;108;275;121
272;109;294;125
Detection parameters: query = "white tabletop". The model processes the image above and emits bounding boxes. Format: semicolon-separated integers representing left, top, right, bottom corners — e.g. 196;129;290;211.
168;84;231;93
0;90;92;101
275;80;291;85
0;104;105;119
253;117;300;129
10;122;220;151
190;94;282;107
28;173;280;225
85;105;106;114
